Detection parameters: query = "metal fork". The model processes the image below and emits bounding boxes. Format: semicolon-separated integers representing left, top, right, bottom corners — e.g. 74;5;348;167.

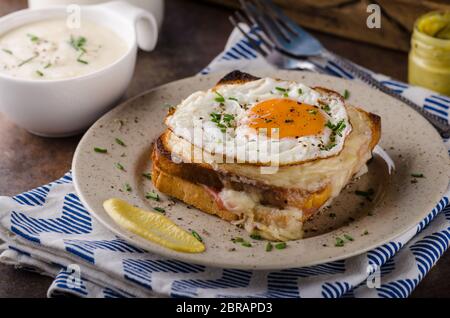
229;12;329;74
239;0;450;137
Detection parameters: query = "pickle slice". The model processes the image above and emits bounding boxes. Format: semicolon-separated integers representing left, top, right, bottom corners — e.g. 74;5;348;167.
103;198;205;253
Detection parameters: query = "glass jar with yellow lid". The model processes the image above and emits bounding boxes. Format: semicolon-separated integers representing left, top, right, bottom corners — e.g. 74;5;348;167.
408;11;450;96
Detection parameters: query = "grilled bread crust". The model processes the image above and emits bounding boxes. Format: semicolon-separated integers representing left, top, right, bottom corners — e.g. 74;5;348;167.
152;158;239;222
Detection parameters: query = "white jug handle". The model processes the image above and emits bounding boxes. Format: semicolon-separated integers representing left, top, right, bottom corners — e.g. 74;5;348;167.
98;1;158;51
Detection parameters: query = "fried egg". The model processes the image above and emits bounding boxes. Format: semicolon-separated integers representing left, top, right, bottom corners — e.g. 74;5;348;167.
165;77;352;165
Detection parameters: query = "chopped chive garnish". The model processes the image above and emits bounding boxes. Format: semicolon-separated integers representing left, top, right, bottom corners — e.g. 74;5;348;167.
153;207;165;213
325;121;334;129
210;112;221;122
36;70;44;77
231;237;252;247
115;138;126;146
94;147;107;153
210;112;234;132
363;230;369;235
266;242;273;252
343;234;354;241
343;89;350;99
223;114;235;122
191;230;203;242
326;119;346;136
18;54;37;67
228;97;238;102
214;91;225;103
2;48;12;55
70;35;87;51
335;237;345;247
223;114;235;127
411;173;424;178
321;104;331;113
115;163;125;171
275;242;287;250
322;119;347;150
307;109;318;115
250;234;262;240
142;172;152;180
320;143;336;151
27;33;40;42
298;88;303;95
44;63;52;69
145;191;159;201
124;183;132;192
77;54;89;64
275;86;287;92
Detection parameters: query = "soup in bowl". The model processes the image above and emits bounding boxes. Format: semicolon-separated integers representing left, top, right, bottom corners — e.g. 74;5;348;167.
0;1;158;136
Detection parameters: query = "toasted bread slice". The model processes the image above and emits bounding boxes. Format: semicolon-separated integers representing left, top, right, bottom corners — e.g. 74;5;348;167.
152;161;238;222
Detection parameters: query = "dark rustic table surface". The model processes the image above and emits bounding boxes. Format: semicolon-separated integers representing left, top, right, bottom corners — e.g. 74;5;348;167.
0;0;448;298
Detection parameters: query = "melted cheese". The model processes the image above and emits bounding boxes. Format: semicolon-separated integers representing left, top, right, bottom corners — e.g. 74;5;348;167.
219;188;304;241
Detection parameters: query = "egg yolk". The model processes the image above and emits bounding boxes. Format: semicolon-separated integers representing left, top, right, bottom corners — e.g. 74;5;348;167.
248;98;325;138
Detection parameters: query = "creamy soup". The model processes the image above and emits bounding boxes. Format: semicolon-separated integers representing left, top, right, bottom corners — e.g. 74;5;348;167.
0;19;128;80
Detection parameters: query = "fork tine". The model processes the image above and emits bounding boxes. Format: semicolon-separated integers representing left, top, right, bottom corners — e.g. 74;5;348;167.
239;0;275;40
255;0;293;40
235;11;274;51
261;0;304;37
229;12;268;57
241;0;290;48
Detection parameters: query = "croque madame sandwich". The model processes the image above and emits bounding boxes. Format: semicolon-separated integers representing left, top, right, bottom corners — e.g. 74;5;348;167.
152;71;380;241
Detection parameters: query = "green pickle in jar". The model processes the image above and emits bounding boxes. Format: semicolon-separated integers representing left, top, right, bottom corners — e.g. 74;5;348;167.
409;11;450;96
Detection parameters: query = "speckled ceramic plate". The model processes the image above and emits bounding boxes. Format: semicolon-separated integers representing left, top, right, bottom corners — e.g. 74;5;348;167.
72;70;450;270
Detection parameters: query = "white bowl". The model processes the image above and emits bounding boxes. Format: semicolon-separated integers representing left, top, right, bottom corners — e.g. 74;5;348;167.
0;1;158;137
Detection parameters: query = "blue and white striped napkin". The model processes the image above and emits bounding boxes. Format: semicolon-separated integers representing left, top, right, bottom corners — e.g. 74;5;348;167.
0;27;449;298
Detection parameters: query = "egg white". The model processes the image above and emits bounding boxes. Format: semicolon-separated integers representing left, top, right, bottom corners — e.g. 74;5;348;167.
165;77;352;165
